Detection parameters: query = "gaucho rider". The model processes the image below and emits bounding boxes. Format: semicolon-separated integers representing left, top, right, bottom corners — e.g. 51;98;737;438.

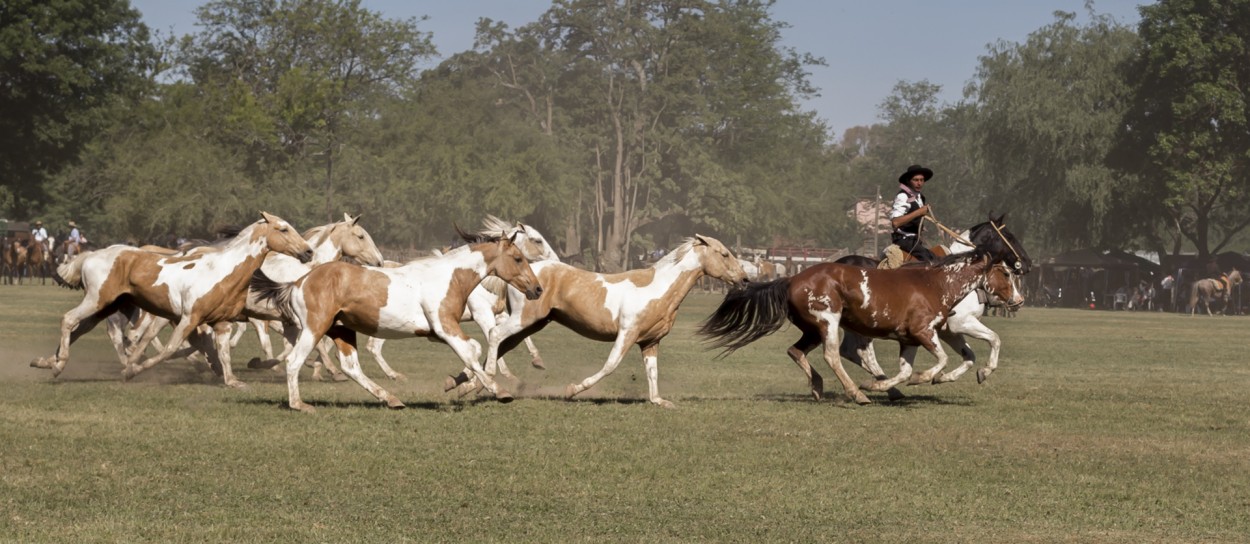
890;164;937;262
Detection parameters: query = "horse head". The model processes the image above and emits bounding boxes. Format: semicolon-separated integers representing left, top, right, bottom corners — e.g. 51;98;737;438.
985;263;1025;310
258;212;314;263
1227;269;1243;287
329;213;384;266
968;213;1032;275
692;234;749;286
480;215;561;263
467;229;543;300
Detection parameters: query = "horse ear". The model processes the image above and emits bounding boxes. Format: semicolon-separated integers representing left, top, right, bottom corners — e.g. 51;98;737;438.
260;211;277;224
507;230;520;244
694;234;711;246
992;211;1007;225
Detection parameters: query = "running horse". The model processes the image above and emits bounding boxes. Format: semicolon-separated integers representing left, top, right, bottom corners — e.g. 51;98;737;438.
834;214;1031;390
1189;269;1243;316
698;247;1017;404
250;228;543;413
30;212;313;386
452;235;749;408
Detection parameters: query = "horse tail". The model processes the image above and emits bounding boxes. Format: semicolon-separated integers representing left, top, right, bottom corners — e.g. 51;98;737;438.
249;270;299;323
697;278;794;356
1188;281;1201;314
53;253;88;290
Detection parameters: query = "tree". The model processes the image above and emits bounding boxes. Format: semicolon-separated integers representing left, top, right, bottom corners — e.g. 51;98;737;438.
0;0;156;217
971;9;1139;254
1111;0;1250;260
179;0;435;223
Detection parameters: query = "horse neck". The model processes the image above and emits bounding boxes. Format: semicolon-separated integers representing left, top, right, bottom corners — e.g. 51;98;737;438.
648;248;708;302
306;224;344;264
214;225;271;265
930;257;989;306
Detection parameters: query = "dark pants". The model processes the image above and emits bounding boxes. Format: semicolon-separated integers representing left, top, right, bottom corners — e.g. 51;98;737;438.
892;233;936;262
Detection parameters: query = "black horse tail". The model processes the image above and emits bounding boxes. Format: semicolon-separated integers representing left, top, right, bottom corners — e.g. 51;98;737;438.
698;278;794;356
249;269;299;324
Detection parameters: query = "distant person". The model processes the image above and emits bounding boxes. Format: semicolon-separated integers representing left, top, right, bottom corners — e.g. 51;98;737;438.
66;220;84;258
31;220;49;252
890;164;937;262
1160;274;1175;311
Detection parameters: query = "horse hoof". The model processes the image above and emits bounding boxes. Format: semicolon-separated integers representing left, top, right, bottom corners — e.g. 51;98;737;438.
906;374;928;386
443;375;458;392
332;373;349;383
565;384;581;398
385;398;406;410
247;357;280;369
225;380;248;389
495;391;514;404
886;388;906;401
655;399;676;409
30;357;52;369
976;368;992;384
531;356;546;370
290;402;316;414
852;393;872;405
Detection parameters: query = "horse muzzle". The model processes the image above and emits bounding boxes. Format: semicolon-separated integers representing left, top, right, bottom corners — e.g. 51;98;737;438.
298;249;315;263
524;285;543;300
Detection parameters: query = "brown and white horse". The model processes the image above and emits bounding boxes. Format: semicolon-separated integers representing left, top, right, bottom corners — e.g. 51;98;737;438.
31;212;313;386
251;230;543;413
699;247;1013;404
1189;269;1243;316
455;235;749;408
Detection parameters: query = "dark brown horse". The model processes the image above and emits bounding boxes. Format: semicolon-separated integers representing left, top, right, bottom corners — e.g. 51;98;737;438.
699;247;1015;404
24;239;49;285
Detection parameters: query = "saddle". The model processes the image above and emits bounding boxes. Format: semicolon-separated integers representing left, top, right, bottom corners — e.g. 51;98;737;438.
876;244;950;270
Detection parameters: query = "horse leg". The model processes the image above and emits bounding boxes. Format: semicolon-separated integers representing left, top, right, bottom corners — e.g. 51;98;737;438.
122;318;200;380
31;294;121;377
244;318;281;369
942;317;1000;384
209;321;245;388
442;327;511;402
473;310;515;379
307;336;348;382
907;332;949;385
815;316;870;405
639;341;675;408
566;332;639;401
524;337;545;370
844;332;905;401
281;326;321;413
364;336;405;381
326;326;404;409
785;329;824;400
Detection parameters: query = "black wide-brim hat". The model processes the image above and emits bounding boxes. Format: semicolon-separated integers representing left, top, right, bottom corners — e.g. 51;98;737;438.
898;164;934;184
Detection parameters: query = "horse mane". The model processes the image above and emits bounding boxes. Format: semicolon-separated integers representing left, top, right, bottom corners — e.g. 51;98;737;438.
651;238;697;268
480;215;514;236
456;224;503;245
302;224;334;247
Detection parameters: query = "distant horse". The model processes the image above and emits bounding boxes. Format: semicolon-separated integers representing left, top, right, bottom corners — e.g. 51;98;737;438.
2;238;26;285
834;214;1032;389
251;229;543;413
1189;269;1243;316
24;238;49;285
699;247;1017;404
453;235;749;408
31;212;313;386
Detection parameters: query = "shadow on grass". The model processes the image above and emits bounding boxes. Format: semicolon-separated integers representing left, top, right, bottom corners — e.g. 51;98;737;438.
750;391;976;408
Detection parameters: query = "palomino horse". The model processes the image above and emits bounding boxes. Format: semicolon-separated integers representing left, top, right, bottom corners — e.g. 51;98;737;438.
453;235;749;408
363;215;561;381
1189;269;1243;316
698;247;1014;404
31;212;313;386
250;230;543;413
835;214;1031;390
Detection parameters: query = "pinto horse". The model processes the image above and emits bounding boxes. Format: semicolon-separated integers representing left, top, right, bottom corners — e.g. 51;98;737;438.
1189;269;1243;316
699;247;1014;404
31;212;313;386
362;215;562;382
835;214;1031;390
451;235;749;408
250;230;543;413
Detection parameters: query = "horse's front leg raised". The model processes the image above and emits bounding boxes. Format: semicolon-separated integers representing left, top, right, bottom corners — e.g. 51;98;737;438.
440;321;511;402
907;332;949;386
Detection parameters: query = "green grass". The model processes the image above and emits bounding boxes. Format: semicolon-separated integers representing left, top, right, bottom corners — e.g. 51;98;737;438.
3;284;1250;543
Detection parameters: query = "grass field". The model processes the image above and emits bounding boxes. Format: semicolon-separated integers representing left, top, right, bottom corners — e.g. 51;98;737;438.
2;284;1249;543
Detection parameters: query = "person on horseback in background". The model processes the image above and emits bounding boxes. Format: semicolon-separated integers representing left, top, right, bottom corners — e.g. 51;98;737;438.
890;164;937;262
66;220;84;258
32;220;49;252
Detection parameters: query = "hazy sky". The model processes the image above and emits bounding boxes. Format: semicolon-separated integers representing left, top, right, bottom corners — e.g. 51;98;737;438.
131;0;1146;136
